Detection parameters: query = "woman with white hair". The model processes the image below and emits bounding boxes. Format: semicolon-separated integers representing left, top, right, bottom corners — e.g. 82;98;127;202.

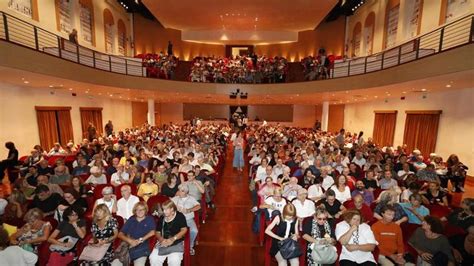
84;166;107;185
171;184;200;255
93;186;117;214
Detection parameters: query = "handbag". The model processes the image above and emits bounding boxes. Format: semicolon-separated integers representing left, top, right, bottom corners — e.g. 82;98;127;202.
112;241;130;265
49;236;79;253
79;243;111;262
277;238;302;260
156;217;184;256
310;242;337;264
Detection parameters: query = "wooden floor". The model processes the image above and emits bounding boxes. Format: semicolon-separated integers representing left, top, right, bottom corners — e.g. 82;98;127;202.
191;148;265;266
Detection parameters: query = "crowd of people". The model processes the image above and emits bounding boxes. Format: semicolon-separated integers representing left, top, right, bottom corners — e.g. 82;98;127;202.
300;48;341;81
0;122;229;265
135;52;178;80
189;54;288;83
234;125;472;266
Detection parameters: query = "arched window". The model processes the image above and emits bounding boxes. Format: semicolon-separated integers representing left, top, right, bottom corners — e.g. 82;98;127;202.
79;0;95;46
363;12;375;55
384;0;400;49
352;22;362;57
55;0;74;34
402;0;423;39
440;0;471;24
7;0;39;21
103;8;115;54
117;19;127;56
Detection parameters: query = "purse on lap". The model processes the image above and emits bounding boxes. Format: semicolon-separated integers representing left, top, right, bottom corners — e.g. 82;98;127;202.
310;242;337;264
277;238;302;260
79;243;111;262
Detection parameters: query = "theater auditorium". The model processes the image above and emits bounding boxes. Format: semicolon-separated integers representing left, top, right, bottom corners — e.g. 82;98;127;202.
0;0;473;265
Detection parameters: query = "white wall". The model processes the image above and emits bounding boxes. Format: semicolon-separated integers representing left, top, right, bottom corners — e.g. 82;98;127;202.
0;82;132;157
344;88;474;174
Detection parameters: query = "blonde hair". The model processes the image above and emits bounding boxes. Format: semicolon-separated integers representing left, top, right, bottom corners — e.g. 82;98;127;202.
282;203;297;219
132;201;148;216
162;200;177;212
93;203;111;223
23;208;44;222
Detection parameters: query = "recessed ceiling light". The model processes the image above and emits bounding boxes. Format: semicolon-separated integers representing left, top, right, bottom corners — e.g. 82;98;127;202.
421;88;427;92
85;91;89;94
98;93;102;95
387;94;391;96
445;84;451;88
23;81;29;84
402;91;407;94
49;85;53;88
68;88;73;91
374;96;378;98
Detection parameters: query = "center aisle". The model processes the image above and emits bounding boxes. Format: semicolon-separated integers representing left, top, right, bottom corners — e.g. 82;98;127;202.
191;145;265;265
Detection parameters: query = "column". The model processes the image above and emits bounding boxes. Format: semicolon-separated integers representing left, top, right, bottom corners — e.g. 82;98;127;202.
147;99;155;126
321;101;329;132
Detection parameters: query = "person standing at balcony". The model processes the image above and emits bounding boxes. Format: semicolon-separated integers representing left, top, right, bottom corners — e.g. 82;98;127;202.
105;120;113;137
167;41;173;56
87;122;97;141
69;29;78;45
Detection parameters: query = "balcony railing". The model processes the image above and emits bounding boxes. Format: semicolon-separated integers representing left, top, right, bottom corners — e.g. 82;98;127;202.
0;11;472;81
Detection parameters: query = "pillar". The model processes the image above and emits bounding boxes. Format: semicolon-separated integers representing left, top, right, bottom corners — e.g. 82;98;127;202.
321;101;329;132
147;99;155;126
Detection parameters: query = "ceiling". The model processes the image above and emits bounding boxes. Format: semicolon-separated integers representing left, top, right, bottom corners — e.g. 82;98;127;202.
141;0;338;32
0;66;472;106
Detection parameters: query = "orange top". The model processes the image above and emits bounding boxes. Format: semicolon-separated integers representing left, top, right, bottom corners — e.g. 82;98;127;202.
371;220;404;256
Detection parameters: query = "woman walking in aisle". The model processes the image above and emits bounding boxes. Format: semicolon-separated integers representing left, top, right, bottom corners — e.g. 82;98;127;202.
233;131;245;172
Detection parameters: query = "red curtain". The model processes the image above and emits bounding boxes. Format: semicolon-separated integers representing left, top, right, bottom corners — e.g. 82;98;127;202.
372;111;397;147
57;110;74;146
36;110;59;150
80;108;103;138
403;111;441;156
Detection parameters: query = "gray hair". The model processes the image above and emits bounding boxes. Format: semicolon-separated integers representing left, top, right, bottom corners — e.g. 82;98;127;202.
179;183;189;193
102;186;114;195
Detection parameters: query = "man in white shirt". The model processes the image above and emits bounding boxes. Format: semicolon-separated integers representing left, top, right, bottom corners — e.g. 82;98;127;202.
110;164;130;187
321;169;335;191
196;157;214;174
256;165;276;183
272;159;285;177
116;185;139;221
282;177;302;201
171;184;201;255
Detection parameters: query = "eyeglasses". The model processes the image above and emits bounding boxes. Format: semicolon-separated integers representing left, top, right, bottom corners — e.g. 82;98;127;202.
317;217;327;221
68;213;78;217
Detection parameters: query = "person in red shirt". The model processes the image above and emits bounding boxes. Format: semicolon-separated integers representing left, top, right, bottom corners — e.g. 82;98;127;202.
345;194;374;223
371;205;405;265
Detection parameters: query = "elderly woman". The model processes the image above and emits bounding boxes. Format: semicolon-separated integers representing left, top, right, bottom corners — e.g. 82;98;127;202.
302;206;337;266
10;208;52;253
171;184;201;255
138;174;159;202
82;204;119;265
113;202;156;266
374;190;408;225
265;203;300;266
335;210;377;266
283;177;302;201
409;215;455;265
149;200;188;266
85;166;107;185
47;206;86;265
93;186;117;214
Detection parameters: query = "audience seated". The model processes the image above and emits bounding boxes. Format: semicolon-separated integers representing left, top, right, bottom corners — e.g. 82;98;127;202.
29;185;62;216
135;53;178;80
10;208;52;253
0;224;38;265
47;206;86;265
93;186;117;214
399;193;430;225
408;215;455;265
335;210;377;266
149;200;188;266
190;54;287;84
116;185;140;221
113;201;155;266
171;184;200;255
371;205;406;265
138;174;159;202
373;190;408;225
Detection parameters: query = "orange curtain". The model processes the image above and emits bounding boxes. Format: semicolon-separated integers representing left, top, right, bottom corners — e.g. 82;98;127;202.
36;110;59;150
57;110;74;146
80;108;103;138
403;111;441;156
372;111;397;147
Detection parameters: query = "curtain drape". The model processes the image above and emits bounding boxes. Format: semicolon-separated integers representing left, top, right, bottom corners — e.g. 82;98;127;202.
36;110;59;150
372;111;397;147
80;108;103;138
403;111;441;156
56;110;74;146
